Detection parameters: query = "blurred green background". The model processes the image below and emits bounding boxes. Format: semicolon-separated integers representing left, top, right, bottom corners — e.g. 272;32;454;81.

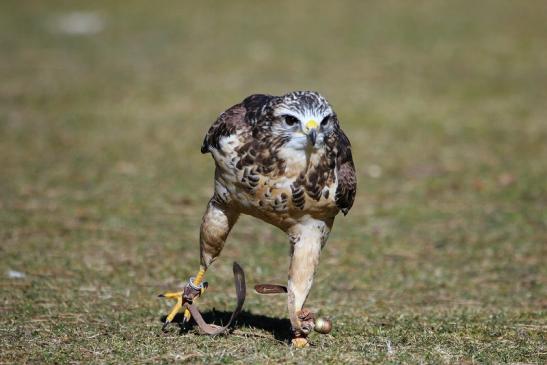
1;1;546;363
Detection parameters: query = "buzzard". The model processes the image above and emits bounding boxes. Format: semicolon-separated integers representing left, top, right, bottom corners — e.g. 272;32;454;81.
161;91;356;347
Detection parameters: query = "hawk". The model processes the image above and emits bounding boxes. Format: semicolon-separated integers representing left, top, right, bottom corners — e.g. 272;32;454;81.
161;91;356;347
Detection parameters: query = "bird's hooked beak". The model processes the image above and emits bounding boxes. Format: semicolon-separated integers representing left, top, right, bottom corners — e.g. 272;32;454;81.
305;120;318;146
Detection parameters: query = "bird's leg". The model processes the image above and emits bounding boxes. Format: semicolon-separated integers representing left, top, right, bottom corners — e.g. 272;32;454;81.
160;266;208;330
160;197;238;331
180;266;207;323
287;220;329;347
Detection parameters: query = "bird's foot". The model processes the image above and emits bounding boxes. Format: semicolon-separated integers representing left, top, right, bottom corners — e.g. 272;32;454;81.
291;336;310;348
291;308;315;348
159;277;207;331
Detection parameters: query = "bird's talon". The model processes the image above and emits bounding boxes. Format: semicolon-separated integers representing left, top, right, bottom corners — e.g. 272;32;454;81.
297;308;316;335
159;280;208;331
292;337;309;348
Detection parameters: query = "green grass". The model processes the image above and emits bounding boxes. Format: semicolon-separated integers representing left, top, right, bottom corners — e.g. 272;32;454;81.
1;0;546;363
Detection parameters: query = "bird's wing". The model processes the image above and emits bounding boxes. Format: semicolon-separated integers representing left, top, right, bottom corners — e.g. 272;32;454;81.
334;127;357;215
201;94;273;154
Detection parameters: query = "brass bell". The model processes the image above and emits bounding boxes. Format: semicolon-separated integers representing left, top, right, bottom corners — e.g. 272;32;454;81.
314;317;332;334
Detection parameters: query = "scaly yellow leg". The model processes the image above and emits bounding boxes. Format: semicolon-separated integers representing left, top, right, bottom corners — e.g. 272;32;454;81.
183;267;206;322
165;292;183;323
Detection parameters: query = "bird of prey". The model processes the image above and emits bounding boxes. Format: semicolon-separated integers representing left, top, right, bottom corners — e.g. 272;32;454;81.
161;91;356;347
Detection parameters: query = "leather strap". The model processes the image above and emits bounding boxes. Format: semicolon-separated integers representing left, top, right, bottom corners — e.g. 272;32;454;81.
254;284;287;294
187;262;246;335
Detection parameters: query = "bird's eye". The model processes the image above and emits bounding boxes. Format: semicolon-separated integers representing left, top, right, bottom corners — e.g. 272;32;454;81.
321;115;330;126
284;115;299;126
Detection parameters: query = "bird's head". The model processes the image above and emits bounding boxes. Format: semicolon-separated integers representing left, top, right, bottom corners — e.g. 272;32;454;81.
266;91;337;151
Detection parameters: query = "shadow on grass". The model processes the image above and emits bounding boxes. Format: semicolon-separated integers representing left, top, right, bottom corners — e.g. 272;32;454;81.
161;310;292;342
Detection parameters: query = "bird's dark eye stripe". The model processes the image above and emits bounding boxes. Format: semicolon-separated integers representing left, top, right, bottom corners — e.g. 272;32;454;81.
321;115;330;125
284;115;299;126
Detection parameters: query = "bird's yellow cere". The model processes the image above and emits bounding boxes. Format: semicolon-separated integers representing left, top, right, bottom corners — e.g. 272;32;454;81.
305;119;318;130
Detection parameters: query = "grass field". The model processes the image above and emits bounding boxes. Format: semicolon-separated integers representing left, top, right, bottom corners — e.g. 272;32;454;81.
1;1;546;363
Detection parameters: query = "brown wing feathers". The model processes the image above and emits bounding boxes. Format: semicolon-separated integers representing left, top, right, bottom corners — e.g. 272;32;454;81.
333;128;356;215
201;104;245;153
201;94;273;154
